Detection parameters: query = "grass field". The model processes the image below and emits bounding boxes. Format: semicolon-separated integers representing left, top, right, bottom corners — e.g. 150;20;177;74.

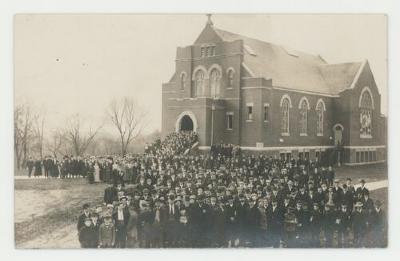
15;179;107;248
335;163;387;182
14;163;388;248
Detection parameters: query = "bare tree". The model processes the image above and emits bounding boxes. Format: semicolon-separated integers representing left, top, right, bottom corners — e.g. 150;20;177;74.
14;103;34;169
108;98;147;156
32;112;46;159
66;114;102;156
47;129;66;158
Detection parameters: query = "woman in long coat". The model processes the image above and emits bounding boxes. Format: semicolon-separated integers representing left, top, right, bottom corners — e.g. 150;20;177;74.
34;159;42;177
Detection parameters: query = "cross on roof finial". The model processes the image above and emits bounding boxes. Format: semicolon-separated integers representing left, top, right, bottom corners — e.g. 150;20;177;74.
206;14;213;26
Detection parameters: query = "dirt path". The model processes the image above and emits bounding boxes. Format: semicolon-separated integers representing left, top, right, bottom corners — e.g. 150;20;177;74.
18;224;79;249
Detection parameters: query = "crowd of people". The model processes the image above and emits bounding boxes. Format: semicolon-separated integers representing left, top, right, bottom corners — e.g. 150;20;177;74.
26;131;386;248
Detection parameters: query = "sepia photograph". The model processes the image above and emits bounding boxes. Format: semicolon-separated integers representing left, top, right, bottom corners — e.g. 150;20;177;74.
13;14;388;249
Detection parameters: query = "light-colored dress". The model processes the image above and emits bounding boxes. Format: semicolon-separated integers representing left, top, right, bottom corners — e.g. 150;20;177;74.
94;164;101;182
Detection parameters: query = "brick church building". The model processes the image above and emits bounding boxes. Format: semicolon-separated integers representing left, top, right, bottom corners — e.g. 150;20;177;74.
161;16;387;165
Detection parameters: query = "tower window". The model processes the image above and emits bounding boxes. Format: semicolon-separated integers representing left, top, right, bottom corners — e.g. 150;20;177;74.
226;112;233;130
263;103;270;122
227;69;234;89
247;103;253;121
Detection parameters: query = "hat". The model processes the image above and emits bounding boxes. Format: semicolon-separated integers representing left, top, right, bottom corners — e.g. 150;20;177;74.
355;202;364;207
90;213;99;218
326;202;335;207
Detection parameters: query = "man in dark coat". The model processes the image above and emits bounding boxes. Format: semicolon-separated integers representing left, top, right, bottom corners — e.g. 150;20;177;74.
104;184;118;205
34;159;42;177
77;203;91;232
224;196;237;247
267;199;284;248
137;201;154;248
164;195;179;247
294;201;309;247
113;200;131;248
352;201;368;247
235;194;249;246
369;200;387;247
341;184;354;211
309;203;322;247
196;195;211;247
43;156;51;178
322;202;335;247
245;198;259;247
356;180;369;199
26;156;34;178
335;204;352;248
208;196;225;247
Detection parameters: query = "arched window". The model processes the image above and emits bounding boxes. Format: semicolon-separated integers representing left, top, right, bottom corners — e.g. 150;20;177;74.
193;70;205;97
359;88;374;138
316;100;325;136
299;99;308;135
227;69;234;88
281;98;290;135
180;73;186;91
210;68;221;98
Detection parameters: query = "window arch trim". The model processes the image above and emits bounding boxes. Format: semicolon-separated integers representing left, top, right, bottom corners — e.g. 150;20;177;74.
358;86;375;110
298;96;311;110
192;65;208;80
315;98;326;111
280;94;293;108
226;67;235;89
179;71;187;90
207;64;223;76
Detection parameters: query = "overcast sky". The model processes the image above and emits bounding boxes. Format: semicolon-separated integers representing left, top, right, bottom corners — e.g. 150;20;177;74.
14;14;387;134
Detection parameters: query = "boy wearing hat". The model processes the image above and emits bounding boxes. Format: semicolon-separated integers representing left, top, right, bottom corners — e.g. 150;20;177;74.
99;212;116;248
79;217;98;248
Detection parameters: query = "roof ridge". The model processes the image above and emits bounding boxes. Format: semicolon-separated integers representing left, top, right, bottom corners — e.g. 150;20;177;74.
213;26;324;61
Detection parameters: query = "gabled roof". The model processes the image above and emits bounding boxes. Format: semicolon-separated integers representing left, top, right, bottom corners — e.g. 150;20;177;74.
194;25;363;96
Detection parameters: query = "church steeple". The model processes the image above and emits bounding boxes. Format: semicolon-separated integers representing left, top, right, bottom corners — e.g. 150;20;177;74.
206;14;214;26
